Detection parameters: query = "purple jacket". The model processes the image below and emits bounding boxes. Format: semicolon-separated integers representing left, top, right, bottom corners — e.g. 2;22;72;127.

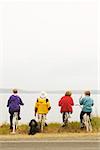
7;95;24;112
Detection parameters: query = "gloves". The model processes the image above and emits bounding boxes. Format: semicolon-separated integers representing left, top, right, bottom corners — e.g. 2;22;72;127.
48;107;51;111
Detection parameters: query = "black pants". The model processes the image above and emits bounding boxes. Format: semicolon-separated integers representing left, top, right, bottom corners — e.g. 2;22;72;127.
9;110;20;129
80;111;91;123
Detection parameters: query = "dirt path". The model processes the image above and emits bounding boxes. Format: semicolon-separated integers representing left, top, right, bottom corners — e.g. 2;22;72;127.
0;132;100;141
1;140;100;150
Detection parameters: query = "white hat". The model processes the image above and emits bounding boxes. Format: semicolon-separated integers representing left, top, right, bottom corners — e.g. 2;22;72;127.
40;91;47;99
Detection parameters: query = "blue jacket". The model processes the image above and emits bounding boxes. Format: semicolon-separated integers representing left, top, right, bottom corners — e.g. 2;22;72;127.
79;96;94;112
7;95;24;113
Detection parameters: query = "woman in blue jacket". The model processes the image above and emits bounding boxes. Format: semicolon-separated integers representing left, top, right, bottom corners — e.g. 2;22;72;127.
79;91;94;128
7;89;24;130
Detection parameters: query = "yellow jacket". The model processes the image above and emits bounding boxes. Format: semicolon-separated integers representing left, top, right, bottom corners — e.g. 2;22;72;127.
35;98;51;114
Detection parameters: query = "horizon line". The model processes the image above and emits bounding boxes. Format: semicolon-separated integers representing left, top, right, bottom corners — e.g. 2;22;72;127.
0;88;100;94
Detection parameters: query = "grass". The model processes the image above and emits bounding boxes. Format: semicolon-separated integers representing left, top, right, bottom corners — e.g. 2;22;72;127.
0;117;100;135
91;117;100;132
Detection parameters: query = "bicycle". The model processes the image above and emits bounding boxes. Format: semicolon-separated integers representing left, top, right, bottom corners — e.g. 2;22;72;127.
58;112;71;132
62;112;71;127
38;114;46;132
82;113;92;132
12;112;18;134
75;104;92;132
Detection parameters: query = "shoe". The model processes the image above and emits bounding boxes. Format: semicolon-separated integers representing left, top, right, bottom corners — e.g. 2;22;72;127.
61;124;66;127
45;123;48;126
18;116;21;120
10;126;13;130
10;126;13;132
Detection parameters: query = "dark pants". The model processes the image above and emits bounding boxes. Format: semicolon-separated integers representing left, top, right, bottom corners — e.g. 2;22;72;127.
9;110;20;129
80;111;91;123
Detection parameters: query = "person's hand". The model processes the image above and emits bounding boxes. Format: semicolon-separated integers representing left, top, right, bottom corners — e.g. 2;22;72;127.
48;107;51;111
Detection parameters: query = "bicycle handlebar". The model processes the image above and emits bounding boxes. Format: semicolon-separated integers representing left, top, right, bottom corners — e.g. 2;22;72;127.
74;104;82;109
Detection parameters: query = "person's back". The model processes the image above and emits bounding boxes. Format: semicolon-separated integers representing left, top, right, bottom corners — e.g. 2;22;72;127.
35;91;51;115
7;95;23;112
35;97;50;114
59;91;74;113
79;96;94;112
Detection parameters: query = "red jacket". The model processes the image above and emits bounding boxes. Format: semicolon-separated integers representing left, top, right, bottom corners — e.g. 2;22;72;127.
58;96;74;113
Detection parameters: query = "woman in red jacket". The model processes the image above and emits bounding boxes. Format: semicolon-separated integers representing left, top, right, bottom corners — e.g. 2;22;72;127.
58;91;74;126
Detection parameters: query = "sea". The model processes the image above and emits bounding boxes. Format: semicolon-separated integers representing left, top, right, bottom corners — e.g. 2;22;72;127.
0;93;99;124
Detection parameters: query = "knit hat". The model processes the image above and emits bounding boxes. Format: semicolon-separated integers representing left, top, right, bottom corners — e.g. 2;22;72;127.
40;91;47;99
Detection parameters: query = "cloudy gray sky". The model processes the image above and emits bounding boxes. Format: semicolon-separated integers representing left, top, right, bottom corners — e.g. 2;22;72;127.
0;0;100;92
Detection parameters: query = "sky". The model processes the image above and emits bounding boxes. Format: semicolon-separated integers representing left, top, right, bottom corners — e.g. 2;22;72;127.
0;0;100;92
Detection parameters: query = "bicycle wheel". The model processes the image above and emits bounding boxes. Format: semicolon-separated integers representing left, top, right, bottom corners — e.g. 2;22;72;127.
83;114;92;132
64;113;69;126
12;112;18;133
40;115;45;132
88;118;92;132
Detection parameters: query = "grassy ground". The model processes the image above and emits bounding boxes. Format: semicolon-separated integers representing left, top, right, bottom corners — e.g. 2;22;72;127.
0;117;100;135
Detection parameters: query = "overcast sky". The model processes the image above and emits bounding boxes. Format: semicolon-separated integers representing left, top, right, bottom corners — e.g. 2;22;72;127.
0;0;100;92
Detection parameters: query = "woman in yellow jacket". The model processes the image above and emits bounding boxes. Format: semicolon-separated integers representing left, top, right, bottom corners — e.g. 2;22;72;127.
34;91;51;126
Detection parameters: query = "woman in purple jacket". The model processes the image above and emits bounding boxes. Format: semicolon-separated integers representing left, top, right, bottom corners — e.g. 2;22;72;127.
7;89;24;130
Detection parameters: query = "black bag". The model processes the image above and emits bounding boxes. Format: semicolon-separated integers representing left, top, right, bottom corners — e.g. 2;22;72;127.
29;119;40;135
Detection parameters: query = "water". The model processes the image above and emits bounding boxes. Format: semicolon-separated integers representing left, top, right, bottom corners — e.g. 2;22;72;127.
0;93;99;124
